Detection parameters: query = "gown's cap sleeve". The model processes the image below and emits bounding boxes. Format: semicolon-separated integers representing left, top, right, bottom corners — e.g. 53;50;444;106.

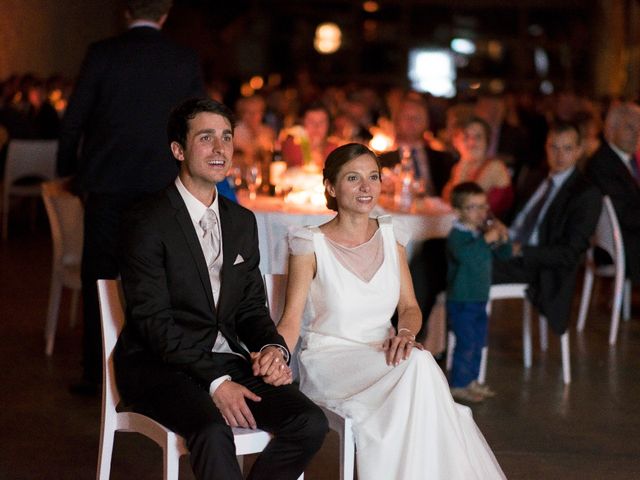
288;225;315;255
388;215;411;247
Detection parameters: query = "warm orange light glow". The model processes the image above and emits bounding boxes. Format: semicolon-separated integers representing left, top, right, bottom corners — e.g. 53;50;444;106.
363;1;379;13
314;23;341;54
249;76;264;90
240;83;254;97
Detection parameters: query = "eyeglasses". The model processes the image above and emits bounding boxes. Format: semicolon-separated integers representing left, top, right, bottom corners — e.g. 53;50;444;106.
462;203;490;211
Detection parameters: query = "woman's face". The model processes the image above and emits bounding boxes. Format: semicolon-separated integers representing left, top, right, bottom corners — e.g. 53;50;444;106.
454;122;488;162
326;154;381;214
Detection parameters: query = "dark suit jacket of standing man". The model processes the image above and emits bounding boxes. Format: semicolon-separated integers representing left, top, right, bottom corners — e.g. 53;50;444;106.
493;169;602;334
57;23;205;388
379;144;455;197
586;142;640;284
114;184;285;400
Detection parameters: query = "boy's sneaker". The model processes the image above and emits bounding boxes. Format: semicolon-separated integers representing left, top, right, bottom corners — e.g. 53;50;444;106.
469;381;496;398
450;386;484;403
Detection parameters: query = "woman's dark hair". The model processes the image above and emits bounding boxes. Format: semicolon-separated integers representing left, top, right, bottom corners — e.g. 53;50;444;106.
450;181;485;209
322;143;380;211
167;97;235;148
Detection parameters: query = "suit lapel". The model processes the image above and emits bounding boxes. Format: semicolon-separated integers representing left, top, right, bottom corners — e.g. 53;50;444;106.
166;185;216;314
538;170;577;241
217;195;237;317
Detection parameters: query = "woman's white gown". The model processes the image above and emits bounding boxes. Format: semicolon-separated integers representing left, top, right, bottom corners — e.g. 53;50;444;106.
295;217;506;479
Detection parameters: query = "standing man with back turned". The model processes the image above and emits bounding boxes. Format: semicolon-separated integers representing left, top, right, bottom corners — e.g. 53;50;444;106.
115;97;327;479
57;0;205;395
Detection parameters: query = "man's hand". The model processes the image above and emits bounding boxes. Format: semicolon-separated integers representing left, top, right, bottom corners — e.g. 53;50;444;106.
250;347;293;386
212;380;261;429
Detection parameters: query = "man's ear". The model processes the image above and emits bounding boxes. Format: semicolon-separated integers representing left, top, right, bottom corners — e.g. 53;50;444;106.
170;141;185;162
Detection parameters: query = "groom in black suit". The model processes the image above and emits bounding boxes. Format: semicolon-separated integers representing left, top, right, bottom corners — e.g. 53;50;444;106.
114;98;327;480
57;0;205;393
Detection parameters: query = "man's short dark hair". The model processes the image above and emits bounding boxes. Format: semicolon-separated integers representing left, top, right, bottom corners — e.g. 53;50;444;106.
547;120;582;144
126;0;173;22
167;97;236;147
450;181;485;209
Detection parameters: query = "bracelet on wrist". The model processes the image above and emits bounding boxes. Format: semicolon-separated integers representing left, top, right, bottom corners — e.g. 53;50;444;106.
398;328;416;340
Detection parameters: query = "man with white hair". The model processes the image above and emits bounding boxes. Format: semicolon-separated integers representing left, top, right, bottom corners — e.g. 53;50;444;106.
586;102;640;286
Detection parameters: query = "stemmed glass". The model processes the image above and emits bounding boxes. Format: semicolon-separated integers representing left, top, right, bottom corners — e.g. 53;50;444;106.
245;164;262;201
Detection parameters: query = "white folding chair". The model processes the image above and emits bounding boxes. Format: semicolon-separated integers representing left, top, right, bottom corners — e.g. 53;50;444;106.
2;139;58;240
263;273;355;480
577;196;630;345
97;279;289;480
446;283;571;385
42;179;83;355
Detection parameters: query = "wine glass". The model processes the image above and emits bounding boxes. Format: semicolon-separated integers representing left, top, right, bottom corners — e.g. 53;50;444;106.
245;164;262;201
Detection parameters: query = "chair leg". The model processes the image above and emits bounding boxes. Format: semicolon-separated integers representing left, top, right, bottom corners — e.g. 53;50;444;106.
477;346;488;384
69;288;80;328
340;420;356;480
623;279;631;321
577;269;594;331
163;444;180;480
609;271;625;346
446;331;455;371
96;427;115;480
539;315;548;351
237;455;245;474
561;332;571;384
522;300;532;368
45;275;63;356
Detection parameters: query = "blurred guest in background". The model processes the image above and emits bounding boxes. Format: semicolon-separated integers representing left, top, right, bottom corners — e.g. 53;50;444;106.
443;116;514;220
281;102;340;170
494;121;602;335
233;94;275;169
56;0;205;395
586;102;640;287
379;95;455;197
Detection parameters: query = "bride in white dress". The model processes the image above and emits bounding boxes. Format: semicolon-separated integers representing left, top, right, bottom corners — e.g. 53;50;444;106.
277;143;506;479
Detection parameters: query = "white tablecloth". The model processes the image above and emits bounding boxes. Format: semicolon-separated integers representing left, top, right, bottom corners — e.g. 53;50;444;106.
241;194;455;274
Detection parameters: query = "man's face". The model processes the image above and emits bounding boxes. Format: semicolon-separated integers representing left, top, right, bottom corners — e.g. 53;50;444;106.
172;112;233;194
395;101;428;143
546;129;582;174
609;112;640;154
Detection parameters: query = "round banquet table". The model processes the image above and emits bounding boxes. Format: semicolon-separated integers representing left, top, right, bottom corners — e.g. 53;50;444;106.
238;192;455;274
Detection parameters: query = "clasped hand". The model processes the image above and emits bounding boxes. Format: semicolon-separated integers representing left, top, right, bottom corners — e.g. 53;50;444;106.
212;347;292;429
382;327;423;366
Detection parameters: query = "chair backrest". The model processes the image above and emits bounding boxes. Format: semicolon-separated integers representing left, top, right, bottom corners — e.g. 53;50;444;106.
592;196;625;271
4;139;58;188
97;279;127;411
263;273;288;323
41;180;84;270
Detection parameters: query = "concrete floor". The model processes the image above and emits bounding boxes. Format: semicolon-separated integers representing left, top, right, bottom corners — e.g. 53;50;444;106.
1;218;640;479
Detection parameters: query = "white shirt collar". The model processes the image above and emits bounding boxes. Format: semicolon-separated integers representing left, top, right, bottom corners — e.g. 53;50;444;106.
174;177;220;229
129;19;162;30
549;165;575;188
608;141;633;168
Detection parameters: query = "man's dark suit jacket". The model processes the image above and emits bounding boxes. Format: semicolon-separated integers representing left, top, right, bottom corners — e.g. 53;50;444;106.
57;26;204;194
379;145;455;196
586;142;640;284
114;184;288;403
497;169;602;334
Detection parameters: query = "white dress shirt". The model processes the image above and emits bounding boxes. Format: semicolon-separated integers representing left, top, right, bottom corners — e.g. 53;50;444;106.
510;166;575;246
